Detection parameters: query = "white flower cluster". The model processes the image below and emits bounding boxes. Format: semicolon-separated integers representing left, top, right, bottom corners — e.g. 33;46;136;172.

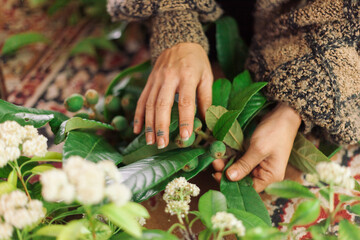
163;177;200;218
306;162;355;190
0;121;48;167
211;212;246;237
0;190;45;239
40;156;132;205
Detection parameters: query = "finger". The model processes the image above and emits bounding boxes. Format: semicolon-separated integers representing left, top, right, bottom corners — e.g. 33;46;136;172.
197;73;213;119
155;83;177;149
213;172;222;183
226;144;268;181
134;84;152;134
252;167;275;193
145;82;161;146
178;82;197;141
212;159;227;172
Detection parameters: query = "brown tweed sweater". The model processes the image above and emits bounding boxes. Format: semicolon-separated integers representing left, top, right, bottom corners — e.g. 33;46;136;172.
107;0;360;145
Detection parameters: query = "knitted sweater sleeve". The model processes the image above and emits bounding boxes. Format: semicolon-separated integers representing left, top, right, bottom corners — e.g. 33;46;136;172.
107;0;223;62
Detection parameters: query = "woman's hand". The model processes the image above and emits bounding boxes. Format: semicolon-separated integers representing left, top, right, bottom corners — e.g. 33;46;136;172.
212;103;302;192
133;43;213;149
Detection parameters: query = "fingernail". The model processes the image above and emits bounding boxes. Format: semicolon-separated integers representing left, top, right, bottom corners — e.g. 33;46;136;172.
134;126;139;134
181;129;189;141
211;173;215;179
146;135;153;145
227;170;238;181
157;138;165;149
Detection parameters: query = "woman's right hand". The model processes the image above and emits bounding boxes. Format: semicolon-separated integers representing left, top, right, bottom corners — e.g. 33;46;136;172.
133;43;214;149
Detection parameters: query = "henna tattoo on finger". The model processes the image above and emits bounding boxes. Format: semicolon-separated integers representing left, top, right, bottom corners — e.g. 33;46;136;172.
145;127;153;133
157;130;165;137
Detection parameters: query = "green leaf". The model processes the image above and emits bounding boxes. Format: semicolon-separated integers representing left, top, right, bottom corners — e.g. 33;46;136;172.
230;71;253;100
82;219;113;240
111;230;178;240
0;100;68;134
198;229;213;240
34;225;66;238
212;78;232;108
205;106;243;150
339;220;360;240
132;153;214;202
309;218;332;240
220;175;271;226
63;131;123;164
238;94;268;128
290;199;320;226
70;37;117;56
216;17;248;79
27;164;55;174
57;220;88;240
119;148;205;196
7;169;17;188
123;202;150;218
228;82;268;111
227;209;269;229
265;180;316;199
243;227;285;240
54;117;114;144
0;182;16;195
213;110;243;145
289;133;330;173
100;204;143;238
198;190;227;228
347;204;360;215
48;0;70;15
1;32;49;56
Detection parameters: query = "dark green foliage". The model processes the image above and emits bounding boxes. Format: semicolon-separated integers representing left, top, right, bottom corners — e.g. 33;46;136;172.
194;117;203;133
182;157;199;172
64;94;84;113
105;95;121;112
121;93;136;111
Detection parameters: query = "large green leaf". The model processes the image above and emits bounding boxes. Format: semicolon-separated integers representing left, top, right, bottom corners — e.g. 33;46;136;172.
230;71;253;100
243;227;286;240
220;169;271;226
216;17;248;79
1;32;49;56
63;131;123;164
205;105;243;150
198;190;227;228
228;82;268;111
213;110;243;146
132;153;214;202
290;199;320;226
265;180;316;199
227;209;269;230
212;78;232;108
318;140;342;159
111;230;178;240
339;220;360;240
289;133;330;173
238;94;268;128
54;117;114;144
100;203;144;238
70;37;117;56
0;100;68;134
119;148;205;196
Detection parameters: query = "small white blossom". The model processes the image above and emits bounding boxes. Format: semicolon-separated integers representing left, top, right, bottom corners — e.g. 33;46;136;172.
211;212;246;237
0;191;45;229
105;183;132;206
165;200;190;217
4;147;21;162
315;162;355;190
137;217;146;226
97;160;122;183
0;190;28;215
0;121;26;147
0;222;13;240
23;125;39;140
22;135;48;157
41;169;75;203
63;156;87;181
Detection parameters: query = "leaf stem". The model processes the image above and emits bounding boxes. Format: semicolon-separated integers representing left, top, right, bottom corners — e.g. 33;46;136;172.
84;206;97;240
16;228;23;240
9;160;31;201
168;223;187;233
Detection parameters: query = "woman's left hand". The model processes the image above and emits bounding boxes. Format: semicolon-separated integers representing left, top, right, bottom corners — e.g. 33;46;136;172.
212;103;302;192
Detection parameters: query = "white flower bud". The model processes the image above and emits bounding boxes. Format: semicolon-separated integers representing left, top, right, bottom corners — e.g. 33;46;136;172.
0;121;26;147
22;135;48;157
4;147;21;162
97;160;122;183
41;169;75;203
23;125;39;140
0;190;28;216
0;222;13;240
211;212;246;237
105;183;132;206
315;162;355;190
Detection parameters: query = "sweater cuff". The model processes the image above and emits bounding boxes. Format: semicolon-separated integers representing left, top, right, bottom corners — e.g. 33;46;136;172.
150;10;209;64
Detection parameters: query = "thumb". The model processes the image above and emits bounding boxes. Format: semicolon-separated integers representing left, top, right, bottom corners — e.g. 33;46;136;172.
226;145;267;181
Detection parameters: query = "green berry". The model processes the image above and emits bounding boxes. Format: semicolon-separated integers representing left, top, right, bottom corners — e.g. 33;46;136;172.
111;115;128;132
121;93;136;111
210;141;226;159
194;118;203;133
64;94;84;112
105;95;121;112
85;89;99;106
74;113;90;119
175;132;196;148
183;157;199;172
122;127;134;139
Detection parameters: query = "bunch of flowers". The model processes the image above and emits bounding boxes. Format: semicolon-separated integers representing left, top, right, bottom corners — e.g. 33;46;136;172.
306;162;355;190
211;212;246;237
0;121;47;167
40;156;132;206
163;177;200;218
0;190;45;240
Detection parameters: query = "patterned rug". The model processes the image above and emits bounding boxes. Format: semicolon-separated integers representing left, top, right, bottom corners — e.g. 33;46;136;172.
1;1;360;239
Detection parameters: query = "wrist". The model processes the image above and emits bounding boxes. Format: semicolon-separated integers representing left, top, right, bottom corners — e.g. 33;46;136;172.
276;103;302;127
